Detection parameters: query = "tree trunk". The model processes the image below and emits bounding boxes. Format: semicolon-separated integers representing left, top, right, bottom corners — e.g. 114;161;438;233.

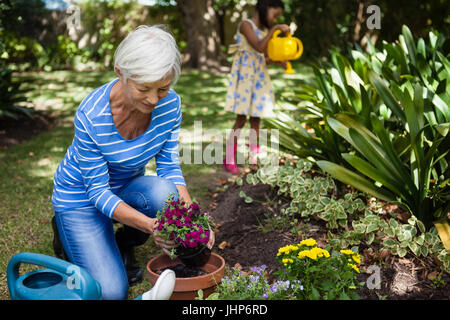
176;0;227;71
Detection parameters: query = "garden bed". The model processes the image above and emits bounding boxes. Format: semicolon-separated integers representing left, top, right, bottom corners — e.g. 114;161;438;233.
0;111;56;149
209;174;450;300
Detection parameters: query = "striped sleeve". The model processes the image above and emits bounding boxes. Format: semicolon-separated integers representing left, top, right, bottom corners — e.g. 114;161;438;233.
73;109;123;218
155;97;186;186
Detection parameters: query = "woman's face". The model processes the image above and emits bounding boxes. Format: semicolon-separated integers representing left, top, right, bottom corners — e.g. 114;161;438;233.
267;7;283;27
122;75;172;114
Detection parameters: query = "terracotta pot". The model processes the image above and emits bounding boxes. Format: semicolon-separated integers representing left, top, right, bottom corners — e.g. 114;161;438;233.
147;252;225;300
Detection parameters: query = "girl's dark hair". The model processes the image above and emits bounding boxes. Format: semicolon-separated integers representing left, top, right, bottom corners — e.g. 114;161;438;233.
256;0;284;29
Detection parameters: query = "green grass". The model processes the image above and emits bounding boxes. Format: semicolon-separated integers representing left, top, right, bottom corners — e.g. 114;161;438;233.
0;63;311;299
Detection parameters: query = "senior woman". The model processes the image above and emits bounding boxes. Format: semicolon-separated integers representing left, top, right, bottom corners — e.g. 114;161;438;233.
50;25;214;300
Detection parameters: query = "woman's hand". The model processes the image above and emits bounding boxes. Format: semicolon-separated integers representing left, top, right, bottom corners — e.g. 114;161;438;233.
153;230;178;256
207;230;215;250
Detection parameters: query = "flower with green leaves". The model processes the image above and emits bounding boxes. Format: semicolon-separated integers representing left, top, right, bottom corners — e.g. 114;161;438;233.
276;239;363;300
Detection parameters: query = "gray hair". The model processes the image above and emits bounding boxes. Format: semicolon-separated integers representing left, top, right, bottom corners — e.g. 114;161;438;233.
114;25;181;85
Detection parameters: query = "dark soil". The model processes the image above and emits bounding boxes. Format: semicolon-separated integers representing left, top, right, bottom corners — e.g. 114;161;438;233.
156;264;208;278
0;111;56;149
209;176;450;300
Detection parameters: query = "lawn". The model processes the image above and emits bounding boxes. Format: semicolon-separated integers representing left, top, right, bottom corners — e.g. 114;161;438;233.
0;63;311;299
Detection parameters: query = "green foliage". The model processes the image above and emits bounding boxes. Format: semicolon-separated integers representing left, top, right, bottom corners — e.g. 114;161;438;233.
246;159;367;229
282;0;450;59
0;30;46;71
276;240;363;300
317;27;450;229
328;210;450;272
267;25;449;229
249;158;450;273
44;35;89;71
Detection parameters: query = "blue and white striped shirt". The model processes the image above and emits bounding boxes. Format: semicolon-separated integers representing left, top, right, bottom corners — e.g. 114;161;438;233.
51;78;186;218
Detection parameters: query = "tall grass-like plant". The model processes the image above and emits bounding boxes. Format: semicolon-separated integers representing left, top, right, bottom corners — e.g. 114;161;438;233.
267;25;449;230
317;27;450;229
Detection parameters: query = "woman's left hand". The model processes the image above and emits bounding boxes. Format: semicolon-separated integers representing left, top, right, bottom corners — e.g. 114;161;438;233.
207;230;215;250
153;229;178;255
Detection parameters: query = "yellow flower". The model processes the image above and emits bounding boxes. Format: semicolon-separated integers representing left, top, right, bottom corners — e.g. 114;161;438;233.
297;247;330;260
349;286;356;289
297;250;308;259
348;263;360;273
282;258;294;265
340;249;354;256
299;238;317;247
277;245;299;256
352;253;361;264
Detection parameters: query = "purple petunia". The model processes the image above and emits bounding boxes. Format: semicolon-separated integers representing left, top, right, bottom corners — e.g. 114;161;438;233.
155;197;213;250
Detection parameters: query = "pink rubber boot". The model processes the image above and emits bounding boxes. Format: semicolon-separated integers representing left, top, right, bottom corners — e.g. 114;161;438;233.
249;143;260;167
223;142;240;175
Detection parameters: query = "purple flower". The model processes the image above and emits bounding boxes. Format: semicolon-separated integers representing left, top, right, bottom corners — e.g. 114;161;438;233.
262;293;268;299
156;197;213;250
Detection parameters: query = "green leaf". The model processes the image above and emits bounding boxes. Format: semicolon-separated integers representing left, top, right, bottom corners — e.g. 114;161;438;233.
244;197;253;204
370;116;417;199
311;287;321;300
366;223;379;233
402;25;417;66
369;71;406;123
408;242;419;255
383;238;396;248
398;248;407;257
339;292;351;300
317;160;396;202
420;245;429;257
384;227;395;237
342;153;405;197
416;220;426;234
389;218;399;229
348;128;406;186
367;232;375;245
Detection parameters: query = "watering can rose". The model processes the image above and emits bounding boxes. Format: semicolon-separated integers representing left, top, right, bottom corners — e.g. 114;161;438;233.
154;196;213;252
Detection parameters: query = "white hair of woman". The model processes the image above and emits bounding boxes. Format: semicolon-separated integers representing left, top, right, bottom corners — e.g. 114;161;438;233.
114;25;181;85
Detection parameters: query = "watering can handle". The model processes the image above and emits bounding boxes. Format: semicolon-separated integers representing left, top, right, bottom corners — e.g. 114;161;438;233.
272;29;289;39
292;37;303;60
7;252;99;299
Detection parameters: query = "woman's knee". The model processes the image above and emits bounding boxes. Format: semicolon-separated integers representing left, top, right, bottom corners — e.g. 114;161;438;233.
146;176;179;210
120;176;178;217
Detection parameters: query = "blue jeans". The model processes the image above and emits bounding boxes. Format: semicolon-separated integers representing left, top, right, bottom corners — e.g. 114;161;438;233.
54;176;179;300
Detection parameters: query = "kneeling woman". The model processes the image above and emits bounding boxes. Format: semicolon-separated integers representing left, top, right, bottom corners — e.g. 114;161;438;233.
51;25;213;300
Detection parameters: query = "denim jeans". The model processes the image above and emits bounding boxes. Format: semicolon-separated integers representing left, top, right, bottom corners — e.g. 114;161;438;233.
53;175;179;300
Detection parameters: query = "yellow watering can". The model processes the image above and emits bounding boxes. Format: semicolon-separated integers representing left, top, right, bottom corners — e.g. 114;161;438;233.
267;30;303;74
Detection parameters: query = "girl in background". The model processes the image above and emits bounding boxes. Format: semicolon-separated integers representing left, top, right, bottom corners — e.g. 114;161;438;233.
223;0;290;174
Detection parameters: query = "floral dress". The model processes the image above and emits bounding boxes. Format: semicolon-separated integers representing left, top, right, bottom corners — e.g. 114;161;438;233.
225;19;275;118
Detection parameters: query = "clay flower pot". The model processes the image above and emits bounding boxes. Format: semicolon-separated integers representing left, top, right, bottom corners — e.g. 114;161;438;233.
147;252;225;300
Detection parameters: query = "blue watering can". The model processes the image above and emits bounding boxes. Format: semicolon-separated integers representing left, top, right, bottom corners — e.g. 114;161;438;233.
7;252;102;300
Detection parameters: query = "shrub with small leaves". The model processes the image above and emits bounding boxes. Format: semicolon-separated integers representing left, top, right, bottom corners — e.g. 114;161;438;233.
246;159;368;229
